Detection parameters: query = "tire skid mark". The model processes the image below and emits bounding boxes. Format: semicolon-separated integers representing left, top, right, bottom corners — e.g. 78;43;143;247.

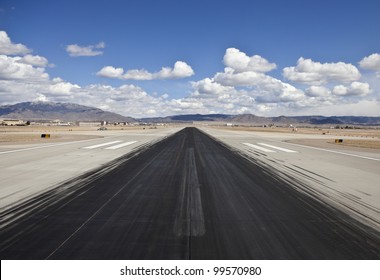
173;148;205;238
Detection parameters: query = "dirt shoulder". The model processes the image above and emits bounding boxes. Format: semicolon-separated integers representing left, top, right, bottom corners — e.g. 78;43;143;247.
211;125;380;137
0;132;102;145
0;126;103;145
0;125;169;146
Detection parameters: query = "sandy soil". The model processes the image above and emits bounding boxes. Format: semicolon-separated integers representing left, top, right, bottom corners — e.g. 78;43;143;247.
212;125;380;137
0;125;154;133
2;125;380;150
0;133;102;145
0;125;149;145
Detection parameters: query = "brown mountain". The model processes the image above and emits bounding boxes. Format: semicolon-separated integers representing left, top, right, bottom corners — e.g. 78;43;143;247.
0;102;136;122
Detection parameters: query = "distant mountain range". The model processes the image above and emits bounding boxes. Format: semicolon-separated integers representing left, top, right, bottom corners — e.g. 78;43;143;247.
141;113;380;126
0;102;136;123
1;102;380;126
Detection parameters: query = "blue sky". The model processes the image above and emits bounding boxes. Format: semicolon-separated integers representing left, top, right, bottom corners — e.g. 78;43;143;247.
0;0;379;117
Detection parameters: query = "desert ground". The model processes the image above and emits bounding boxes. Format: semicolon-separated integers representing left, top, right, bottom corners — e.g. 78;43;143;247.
1;124;379;149
0;125;173;145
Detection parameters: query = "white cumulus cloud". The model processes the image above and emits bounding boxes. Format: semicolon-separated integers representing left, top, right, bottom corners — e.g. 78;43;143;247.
223;48;276;73
332;82;372;96
283;57;361;85
191;78;235;96
96;66;125;79
359;53;380;74
97;61;194;80
18;54;49;67
214;69;270;87
305;86;331;97
156;61;195;79
66;42;105;57
0;55;49;81
123;69;153;80
49;78;80;95
0;31;31;55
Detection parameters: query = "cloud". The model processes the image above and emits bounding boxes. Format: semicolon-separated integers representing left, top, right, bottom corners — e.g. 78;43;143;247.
66;42;105;57
0;31;52;79
49;78;80;95
208;50;305;105
96;66;124;79
223;48;276;73
186;50;377;116
332;82;371;96
0;55;49;81
214;69;268;87
214;70;304;102
157;61;195;79
123;69;153;80
191;78;235;96
283;57;361;85
0;31;31;55
359;53;380;74
97;61;194;80
305;86;330;97
305;82;372;99
18;54;50;67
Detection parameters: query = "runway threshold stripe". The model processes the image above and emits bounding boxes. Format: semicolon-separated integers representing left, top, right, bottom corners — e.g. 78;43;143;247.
104;141;137;150
258;143;297;153
83;141;122;149
242;143;275;153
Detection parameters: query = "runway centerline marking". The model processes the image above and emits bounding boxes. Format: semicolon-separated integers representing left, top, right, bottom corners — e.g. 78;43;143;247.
243;143;275;153
104;141;137;150
257;143;297;153
82;140;122;149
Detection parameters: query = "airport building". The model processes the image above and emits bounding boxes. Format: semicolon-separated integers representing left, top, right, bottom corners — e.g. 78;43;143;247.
77;121;106;126
0;119;26;126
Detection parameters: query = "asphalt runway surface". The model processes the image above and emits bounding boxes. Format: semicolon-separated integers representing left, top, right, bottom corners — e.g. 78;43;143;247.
1;127;380;259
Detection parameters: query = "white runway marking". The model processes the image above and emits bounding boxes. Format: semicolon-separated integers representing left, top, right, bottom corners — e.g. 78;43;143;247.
258;143;297;153
243;143;275;153
0;138;107;155
104;141;137;150
82;141;122;149
284;142;380;162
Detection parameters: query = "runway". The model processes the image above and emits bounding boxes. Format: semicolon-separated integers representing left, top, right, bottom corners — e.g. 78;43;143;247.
1;127;380;259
